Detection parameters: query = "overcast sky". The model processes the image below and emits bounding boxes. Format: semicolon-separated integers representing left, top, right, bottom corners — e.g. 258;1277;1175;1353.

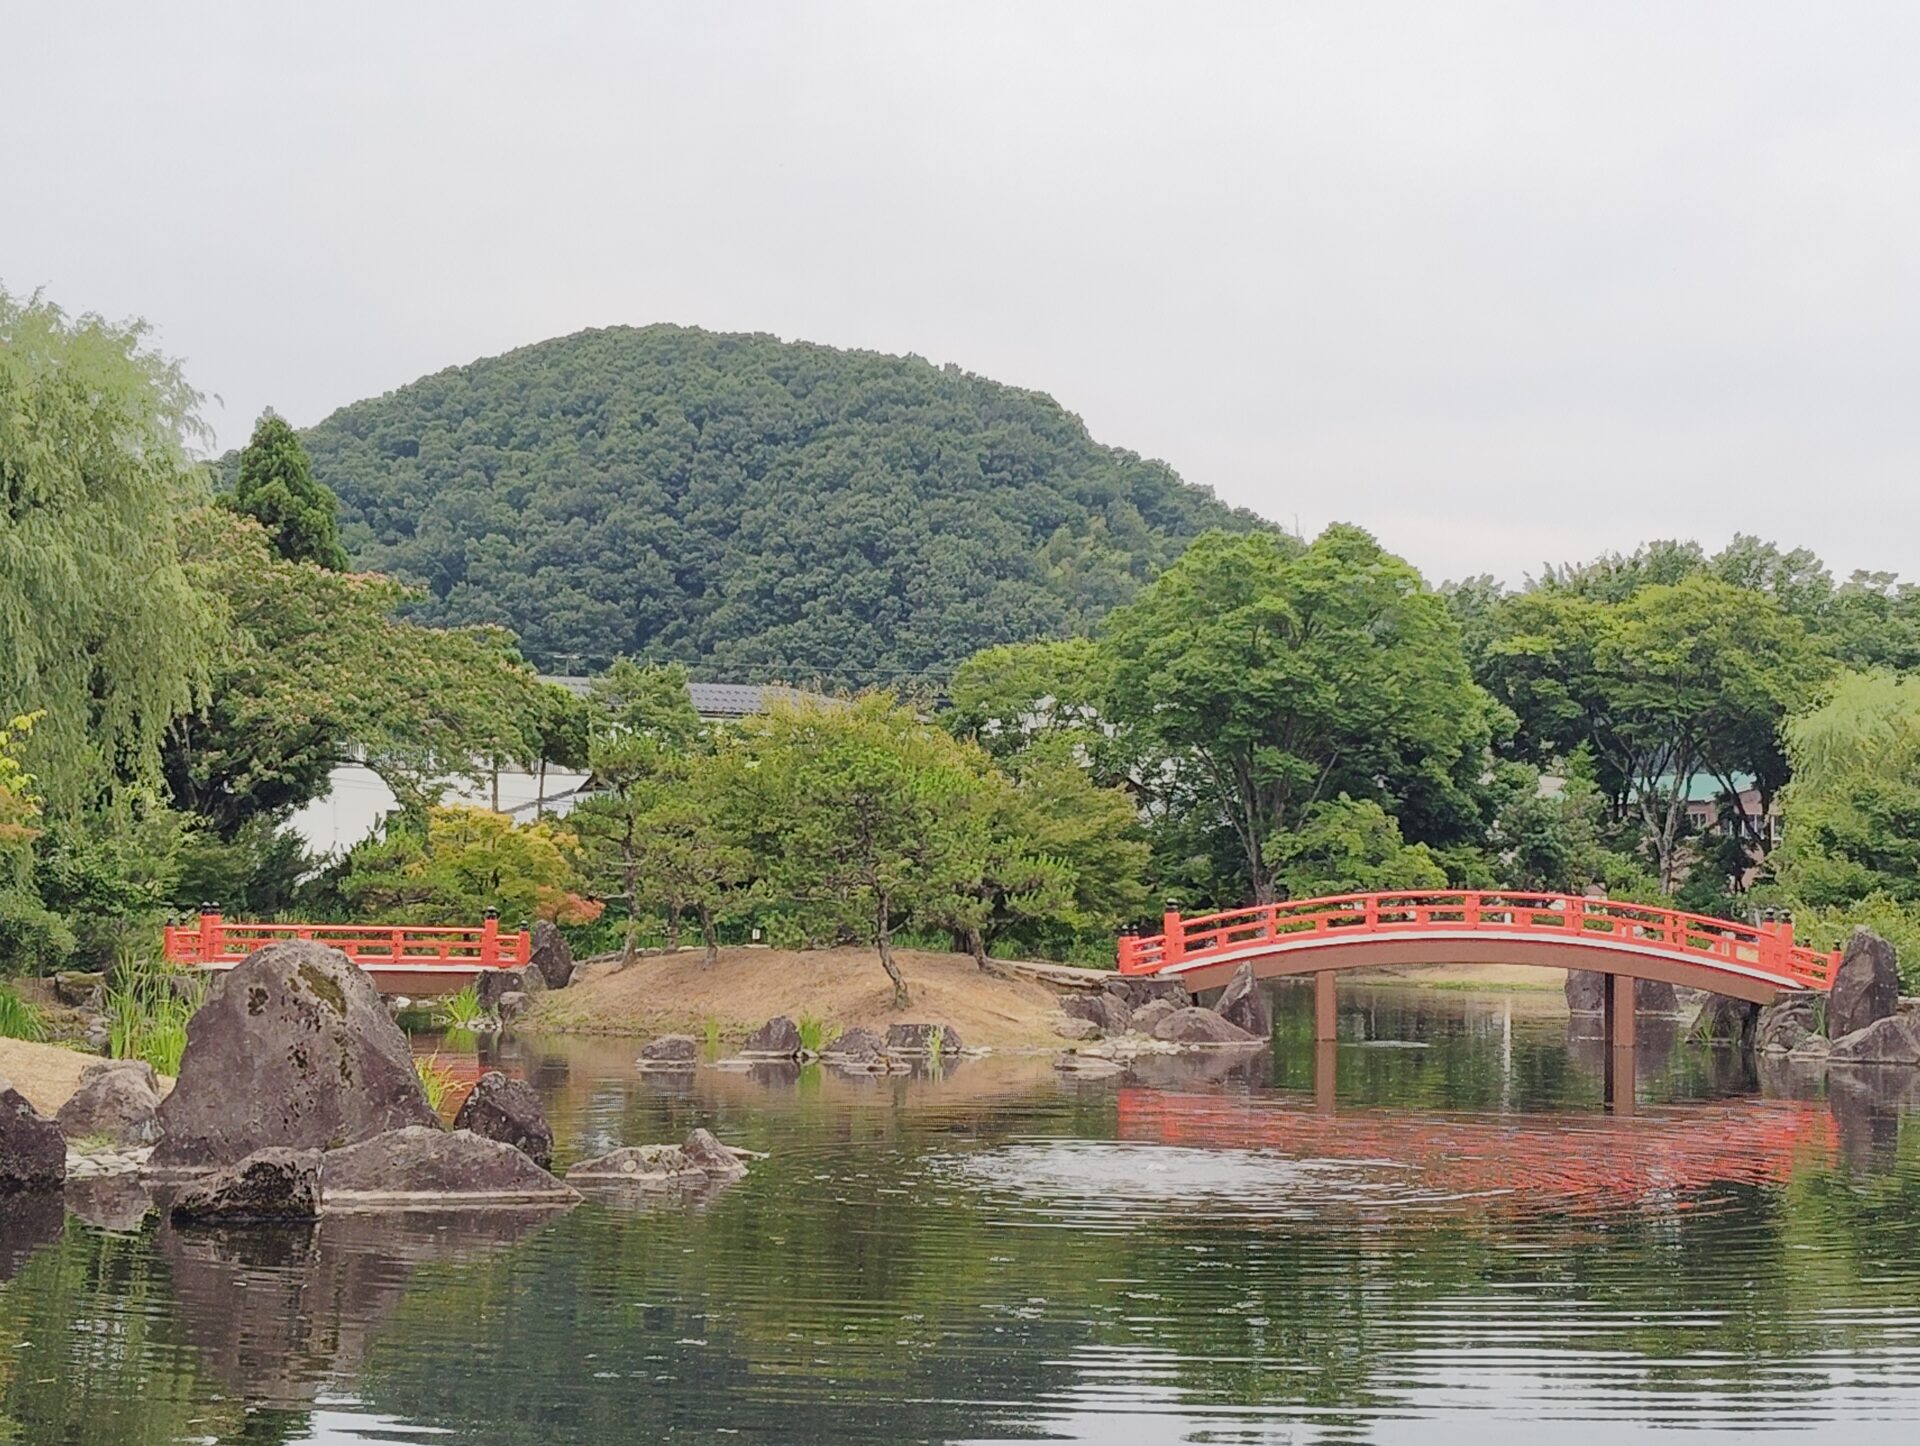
10;2;1918;585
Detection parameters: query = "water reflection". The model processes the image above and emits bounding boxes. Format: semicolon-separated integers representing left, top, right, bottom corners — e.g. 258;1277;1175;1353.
5;983;1920;1442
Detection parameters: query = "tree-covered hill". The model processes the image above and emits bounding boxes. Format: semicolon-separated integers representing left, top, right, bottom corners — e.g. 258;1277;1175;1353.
285;325;1263;682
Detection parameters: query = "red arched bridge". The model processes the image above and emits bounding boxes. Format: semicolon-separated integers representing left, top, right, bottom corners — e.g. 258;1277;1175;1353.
164;909;529;996
1119;891;1839;1049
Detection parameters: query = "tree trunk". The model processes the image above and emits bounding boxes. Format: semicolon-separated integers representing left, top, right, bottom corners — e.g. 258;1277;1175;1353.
536;757;547;819
877;896;909;1009
698;904;717;970
620;835;640;968
666;909;682;954
968;925;990;972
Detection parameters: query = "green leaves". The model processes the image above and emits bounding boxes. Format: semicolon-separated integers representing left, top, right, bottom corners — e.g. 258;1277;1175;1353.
225;411;348;570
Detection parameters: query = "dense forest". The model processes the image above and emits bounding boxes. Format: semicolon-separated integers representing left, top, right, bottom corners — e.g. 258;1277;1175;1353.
282;325;1261;682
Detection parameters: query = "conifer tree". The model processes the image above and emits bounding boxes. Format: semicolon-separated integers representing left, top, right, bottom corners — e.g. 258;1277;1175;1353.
226;411;348;570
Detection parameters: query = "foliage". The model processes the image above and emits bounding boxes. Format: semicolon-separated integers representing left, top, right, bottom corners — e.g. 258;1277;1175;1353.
168;506;550;826
796;1015;838;1054
443;985;487;1029
414;1053;462;1113
0;985;45;1042
105;950;199;1076
1478;762;1628;895
33;796;188;968
224;411;348;569
0;289;218;815
1264;795;1447;899
1791;894;1920;992
1099;526;1494;903
170;816;316;918
279;324;1261;683
336;804;593;927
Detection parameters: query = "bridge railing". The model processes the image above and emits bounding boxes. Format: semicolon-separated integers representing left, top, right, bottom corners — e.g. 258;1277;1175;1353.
163;908;532;971
1117;891;1839;989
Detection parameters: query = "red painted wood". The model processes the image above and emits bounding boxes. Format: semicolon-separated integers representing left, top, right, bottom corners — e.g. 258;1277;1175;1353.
164;916;530;972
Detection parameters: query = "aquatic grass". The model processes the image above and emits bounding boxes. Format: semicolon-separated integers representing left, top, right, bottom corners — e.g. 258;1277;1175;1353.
0;985;46;1042
702;1015;722;1056
415;1053;462;1114
442;984;485;1028
796;1015;839;1054
106;949;200;1076
925;1026;944;1071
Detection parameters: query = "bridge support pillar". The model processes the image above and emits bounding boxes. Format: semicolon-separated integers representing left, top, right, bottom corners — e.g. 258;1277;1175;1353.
1314;970;1337;1043
1314;1039;1337;1115
1604;973;1637;1114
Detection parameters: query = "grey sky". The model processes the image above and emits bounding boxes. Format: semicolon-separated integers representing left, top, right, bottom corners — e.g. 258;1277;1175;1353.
10;2;1918;586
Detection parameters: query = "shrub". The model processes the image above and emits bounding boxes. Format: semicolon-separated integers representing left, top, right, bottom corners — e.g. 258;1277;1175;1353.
0;985;45;1042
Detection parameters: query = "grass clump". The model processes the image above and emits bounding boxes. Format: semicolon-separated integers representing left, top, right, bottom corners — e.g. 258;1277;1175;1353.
0;985;46;1042
415;1053;462;1114
796;1015;839;1053
442;984;485;1028
106;949;200;1076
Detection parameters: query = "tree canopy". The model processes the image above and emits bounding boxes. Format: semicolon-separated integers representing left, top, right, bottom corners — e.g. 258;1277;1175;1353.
279;324;1261;684
224;412;348;569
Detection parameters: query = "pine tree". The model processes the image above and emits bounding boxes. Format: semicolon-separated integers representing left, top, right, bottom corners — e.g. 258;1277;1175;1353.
226;411;348;570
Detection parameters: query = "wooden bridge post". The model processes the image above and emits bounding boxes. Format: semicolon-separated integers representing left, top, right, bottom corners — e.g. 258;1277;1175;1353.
1604;972;1637;1114
1314;970;1337;1043
1314;1038;1337;1115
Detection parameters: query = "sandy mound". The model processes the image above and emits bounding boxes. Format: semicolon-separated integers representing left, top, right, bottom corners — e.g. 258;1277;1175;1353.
528;945;1072;1049
0;1037;174;1116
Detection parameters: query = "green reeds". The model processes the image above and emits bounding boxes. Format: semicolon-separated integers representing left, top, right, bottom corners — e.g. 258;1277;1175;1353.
0;985;46;1042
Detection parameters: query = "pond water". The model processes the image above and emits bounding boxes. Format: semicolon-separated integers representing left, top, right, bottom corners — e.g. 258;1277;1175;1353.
5;981;1920;1443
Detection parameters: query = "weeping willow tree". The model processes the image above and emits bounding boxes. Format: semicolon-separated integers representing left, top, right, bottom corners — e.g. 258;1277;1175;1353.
0;290;217;815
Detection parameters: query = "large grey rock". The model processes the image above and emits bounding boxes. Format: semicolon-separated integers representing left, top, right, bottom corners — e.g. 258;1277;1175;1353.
171;1148;322;1223
1565;970;1607;1013
0;1081;65;1187
885;1023;963;1056
452;1071;553;1170
1829;1013;1920;1066
52;970;105;1007
1692;994;1759;1047
1130;998;1179;1035
682;1127;751;1180
496;991;532;1024
56;1064;161;1145
84;1057;160;1093
1052;1014;1101;1040
742;1016;803;1058
1829;929;1901;1039
820;1027;891;1072
1213;963;1272;1038
527;920;574;990
1151;1007;1260;1046
1103;976;1191;1008
1060;992;1131;1036
150;940;436;1170
1756;993;1822;1056
1636;978;1679;1013
321;1126;578;1205
637;1034;698;1070
473;967;537;1013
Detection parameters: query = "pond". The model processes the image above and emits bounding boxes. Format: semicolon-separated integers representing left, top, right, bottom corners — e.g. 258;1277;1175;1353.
5;981;1920;1443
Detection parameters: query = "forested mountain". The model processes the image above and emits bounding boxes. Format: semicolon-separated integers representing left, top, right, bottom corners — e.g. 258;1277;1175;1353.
286;325;1262;681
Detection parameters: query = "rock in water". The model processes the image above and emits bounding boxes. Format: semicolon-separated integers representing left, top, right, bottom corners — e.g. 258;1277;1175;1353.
637;1034;699;1070
452;1072;553;1169
1151;1007;1260;1046
1829;1014;1920;1066
1692;995;1759;1047
1565;970;1607;1013
1829;928;1901;1039
473;967;536;1013
1636;978;1679;1013
528;921;574;990
170;1148;322;1223
1061;992;1131;1036
1052;1014;1101;1040
682;1127;751;1179
569;1129;757;1184
820;1027;890;1071
1755;993;1821;1055
884;1024;963;1056
1104;976;1191;1008
1130;998;1179;1035
321;1127;578;1205
742;1016;803;1058
150;940;436;1170
496;991;532;1024
56;1064;162;1146
1213;963;1271;1038
0;1081;66;1187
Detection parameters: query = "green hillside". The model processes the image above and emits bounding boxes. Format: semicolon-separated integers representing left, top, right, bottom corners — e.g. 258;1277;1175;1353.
290;325;1262;682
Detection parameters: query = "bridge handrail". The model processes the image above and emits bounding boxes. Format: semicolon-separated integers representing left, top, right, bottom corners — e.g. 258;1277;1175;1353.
1117;890;1839;990
163;910;532;970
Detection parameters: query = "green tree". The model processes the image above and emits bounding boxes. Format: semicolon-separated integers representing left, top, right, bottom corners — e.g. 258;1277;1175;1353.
1264;795;1447;899
1099;526;1492;904
225;411;349;569
0;290;218;815
337;804;593;926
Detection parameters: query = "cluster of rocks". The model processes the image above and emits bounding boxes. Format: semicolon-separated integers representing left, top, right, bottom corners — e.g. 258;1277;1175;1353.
424;920;578;1029
639;1016;967;1075
0;936;752;1222
1050;967;1268;1068
1684;928;1920;1070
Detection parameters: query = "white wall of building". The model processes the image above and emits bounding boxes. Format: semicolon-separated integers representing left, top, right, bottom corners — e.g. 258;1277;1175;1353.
288;763;595;859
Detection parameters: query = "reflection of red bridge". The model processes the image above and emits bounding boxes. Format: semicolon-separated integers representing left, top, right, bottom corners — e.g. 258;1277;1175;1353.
164;909;530;996
1115;1089;1837;1211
